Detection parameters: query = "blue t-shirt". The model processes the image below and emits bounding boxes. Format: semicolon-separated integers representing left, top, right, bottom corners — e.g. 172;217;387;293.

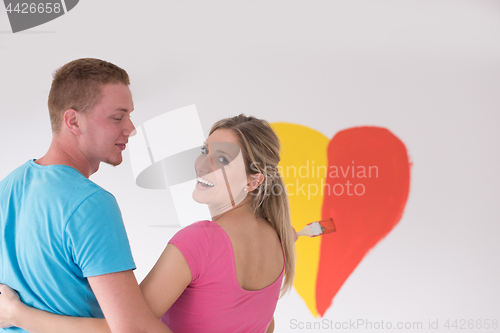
0;160;136;332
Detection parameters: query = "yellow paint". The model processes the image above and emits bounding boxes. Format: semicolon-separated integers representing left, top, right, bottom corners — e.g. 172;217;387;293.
271;123;329;318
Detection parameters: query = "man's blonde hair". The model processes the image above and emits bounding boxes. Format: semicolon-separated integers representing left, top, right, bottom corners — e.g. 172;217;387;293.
48;58;130;132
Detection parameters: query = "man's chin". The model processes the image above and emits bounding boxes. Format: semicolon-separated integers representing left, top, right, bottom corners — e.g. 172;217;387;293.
105;157;123;167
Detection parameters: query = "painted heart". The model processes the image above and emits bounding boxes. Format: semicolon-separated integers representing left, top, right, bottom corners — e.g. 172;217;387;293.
271;123;411;317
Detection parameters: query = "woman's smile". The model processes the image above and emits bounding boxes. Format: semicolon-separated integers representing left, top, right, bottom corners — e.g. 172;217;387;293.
196;176;215;190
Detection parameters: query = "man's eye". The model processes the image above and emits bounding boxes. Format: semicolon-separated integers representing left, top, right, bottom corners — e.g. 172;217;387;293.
114;118;122;121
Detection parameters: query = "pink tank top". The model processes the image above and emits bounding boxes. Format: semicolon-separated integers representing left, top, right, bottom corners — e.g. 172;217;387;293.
161;220;284;333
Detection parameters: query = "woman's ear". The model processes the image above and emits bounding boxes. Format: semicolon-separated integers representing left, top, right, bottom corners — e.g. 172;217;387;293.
247;173;265;192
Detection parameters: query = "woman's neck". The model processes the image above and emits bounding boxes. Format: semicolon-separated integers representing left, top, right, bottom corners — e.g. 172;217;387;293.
211;197;254;223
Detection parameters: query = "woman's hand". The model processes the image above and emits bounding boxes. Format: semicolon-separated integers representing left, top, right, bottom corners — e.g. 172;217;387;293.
292;228;298;242
0;283;23;328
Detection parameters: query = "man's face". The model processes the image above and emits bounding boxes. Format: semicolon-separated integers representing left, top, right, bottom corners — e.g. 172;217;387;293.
79;83;135;167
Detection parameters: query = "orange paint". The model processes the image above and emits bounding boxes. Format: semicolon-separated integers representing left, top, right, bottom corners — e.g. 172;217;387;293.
316;127;411;316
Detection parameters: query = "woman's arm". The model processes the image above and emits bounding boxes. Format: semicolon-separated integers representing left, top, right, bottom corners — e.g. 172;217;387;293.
0;283;109;333
266;317;275;333
140;243;192;318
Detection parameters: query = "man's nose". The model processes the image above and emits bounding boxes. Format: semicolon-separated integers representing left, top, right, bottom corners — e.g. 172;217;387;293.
123;116;136;137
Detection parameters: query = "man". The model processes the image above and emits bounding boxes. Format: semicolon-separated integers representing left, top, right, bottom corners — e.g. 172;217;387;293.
0;58;172;332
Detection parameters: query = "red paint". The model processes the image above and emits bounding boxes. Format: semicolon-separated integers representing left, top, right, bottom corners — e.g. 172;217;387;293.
316;127;411;316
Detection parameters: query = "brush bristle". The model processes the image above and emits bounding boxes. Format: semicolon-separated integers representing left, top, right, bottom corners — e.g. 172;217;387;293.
317;218;336;235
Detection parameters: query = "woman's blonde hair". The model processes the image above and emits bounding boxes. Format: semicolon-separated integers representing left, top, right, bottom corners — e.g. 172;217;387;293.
209;114;295;296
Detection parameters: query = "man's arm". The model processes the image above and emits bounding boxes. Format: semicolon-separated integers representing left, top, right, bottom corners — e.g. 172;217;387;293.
11;309;109;333
1;271;174;333
0;283;109;333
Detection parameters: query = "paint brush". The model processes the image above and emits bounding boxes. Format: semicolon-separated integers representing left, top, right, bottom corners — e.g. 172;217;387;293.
296;218;336;237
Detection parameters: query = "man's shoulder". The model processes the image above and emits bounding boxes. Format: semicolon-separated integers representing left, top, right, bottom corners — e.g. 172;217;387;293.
1;159;115;210
54;172;116;212
0;160;30;181
0;160;33;193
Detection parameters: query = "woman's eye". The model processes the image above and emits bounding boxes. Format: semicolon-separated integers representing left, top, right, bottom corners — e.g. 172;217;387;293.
114;118;122;121
201;147;209;154
218;156;229;165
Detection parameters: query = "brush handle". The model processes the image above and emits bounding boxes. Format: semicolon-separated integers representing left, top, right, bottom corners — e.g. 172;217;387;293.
296;226;313;237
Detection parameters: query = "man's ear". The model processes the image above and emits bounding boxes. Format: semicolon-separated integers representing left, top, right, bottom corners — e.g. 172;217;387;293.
63;109;82;135
247;173;265;192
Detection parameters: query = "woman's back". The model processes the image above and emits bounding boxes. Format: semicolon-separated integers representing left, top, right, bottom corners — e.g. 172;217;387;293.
154;115;295;332
161;219;284;333
217;214;284;291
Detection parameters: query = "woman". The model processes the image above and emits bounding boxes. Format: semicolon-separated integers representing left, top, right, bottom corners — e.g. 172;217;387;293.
0;114;295;332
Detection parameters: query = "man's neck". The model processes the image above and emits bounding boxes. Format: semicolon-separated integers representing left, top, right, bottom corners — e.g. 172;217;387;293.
35;135;98;178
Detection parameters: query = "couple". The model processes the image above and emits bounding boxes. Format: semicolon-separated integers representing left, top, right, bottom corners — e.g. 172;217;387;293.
0;58;296;332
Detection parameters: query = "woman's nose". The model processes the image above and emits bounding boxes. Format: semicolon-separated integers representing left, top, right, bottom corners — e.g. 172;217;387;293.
195;153;214;174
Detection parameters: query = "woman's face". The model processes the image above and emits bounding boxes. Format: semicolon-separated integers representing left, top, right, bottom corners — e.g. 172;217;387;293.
192;128;249;216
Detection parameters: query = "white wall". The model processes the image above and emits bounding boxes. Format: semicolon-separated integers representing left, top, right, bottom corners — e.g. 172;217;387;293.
1;1;499;332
